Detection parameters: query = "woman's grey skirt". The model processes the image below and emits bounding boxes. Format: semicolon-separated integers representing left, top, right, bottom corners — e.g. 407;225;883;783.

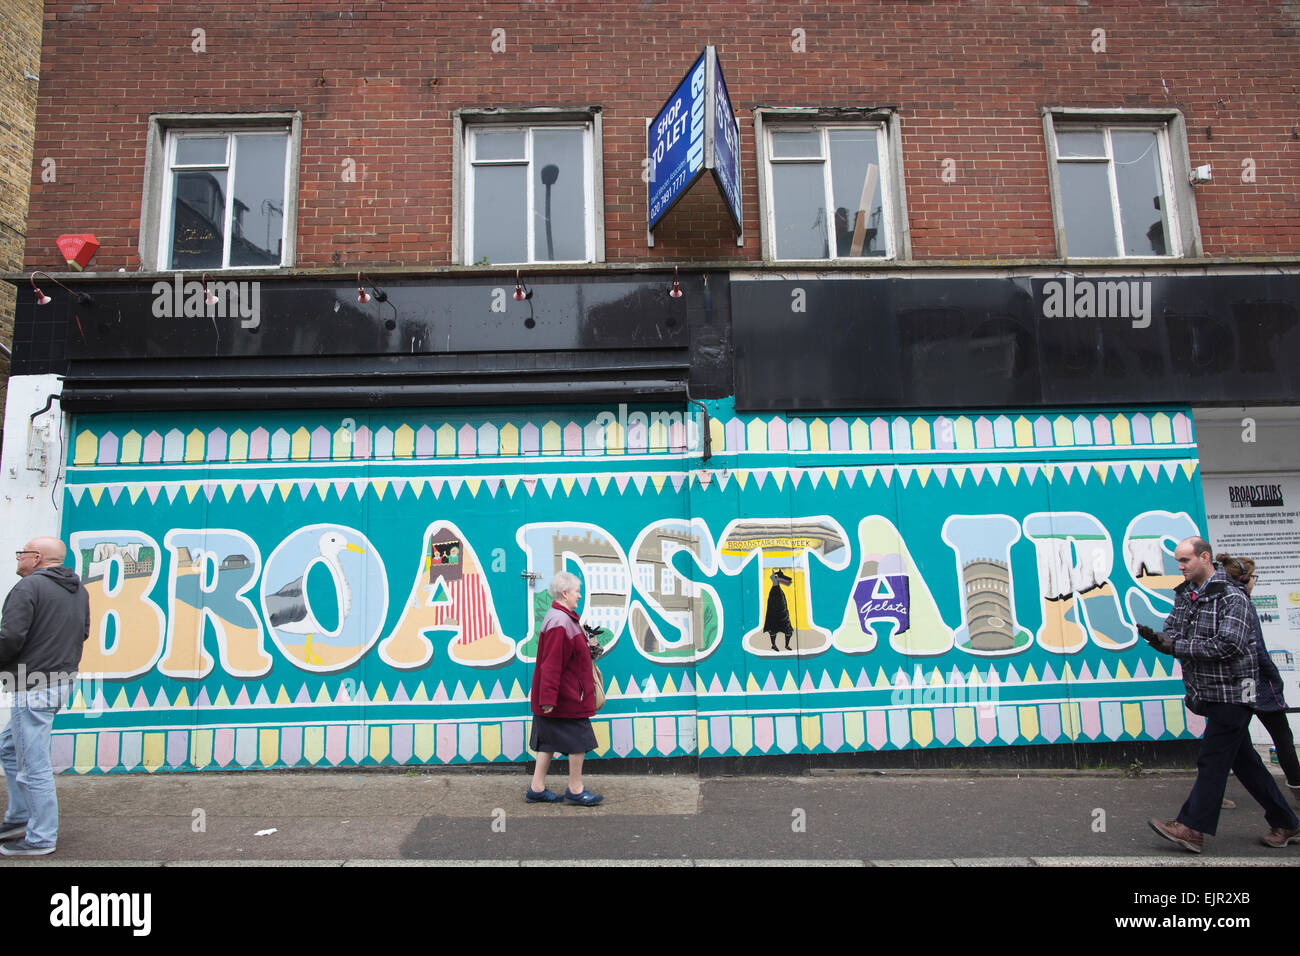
530;715;597;755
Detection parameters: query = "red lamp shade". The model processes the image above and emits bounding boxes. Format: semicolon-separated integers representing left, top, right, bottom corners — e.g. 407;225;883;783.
56;234;99;271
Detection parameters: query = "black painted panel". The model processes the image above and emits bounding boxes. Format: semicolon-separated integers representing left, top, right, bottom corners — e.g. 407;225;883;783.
734;275;1300;411
59;275;692;360
895;279;1038;407
9;272;723;410
1031;276;1300;405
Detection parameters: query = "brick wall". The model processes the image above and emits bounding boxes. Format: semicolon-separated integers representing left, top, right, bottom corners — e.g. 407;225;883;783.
1;0;44;435
22;0;1300;272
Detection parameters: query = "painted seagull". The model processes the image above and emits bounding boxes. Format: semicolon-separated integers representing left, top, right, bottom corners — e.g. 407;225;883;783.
266;531;364;665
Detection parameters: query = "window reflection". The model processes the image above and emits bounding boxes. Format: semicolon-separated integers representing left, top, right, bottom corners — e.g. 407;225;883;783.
165;130;288;269
532;129;585;262
767;125;889;260
230;135;287;266
829;130;883;257
169;171;227;270
1055;124;1173;257
467;125;591;264
1112;131;1167;256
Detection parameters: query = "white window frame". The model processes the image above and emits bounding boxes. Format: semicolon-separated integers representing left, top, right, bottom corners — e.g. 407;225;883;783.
1043;107;1202;260
453;108;604;265
157;129;291;271
141;113;301;272
754;108;910;263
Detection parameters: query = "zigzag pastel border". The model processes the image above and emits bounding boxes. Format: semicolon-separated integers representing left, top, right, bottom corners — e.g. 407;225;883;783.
51;696;1200;773
64;458;1201;507
60;658;1182;716
70;411;1195;467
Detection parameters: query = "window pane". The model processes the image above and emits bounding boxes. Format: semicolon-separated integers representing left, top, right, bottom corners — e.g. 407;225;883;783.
474;130;526;161
168;169;227;269
472;164;527;263
771;162;828;259
174;136;228;166
532;128;587;261
1058;163;1118;257
1055;130;1105;158
1112;130;1168;255
229;134;287;266
828;129;884;257
770;130;822;159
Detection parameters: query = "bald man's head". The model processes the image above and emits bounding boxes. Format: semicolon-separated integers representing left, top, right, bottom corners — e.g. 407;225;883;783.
17;536;67;577
31;537;67;565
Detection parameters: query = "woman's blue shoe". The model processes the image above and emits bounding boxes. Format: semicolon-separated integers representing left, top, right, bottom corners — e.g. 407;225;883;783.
563;788;603;806
525;787;562;803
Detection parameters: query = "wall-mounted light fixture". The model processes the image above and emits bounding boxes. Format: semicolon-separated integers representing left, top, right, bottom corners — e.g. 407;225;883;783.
200;272;218;305
669;265;684;299
513;270;533;302
29;271;93;306
357;271;388;304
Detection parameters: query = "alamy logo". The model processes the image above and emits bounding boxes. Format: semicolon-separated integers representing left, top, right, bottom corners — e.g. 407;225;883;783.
50;886;151;936
1040;276;1152;329
151;273;261;329
0;667;106;719
594;403;704;454
890;681;998;715
1228;483;1284;508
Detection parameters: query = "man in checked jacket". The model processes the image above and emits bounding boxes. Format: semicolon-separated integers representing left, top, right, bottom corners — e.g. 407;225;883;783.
1140;536;1300;853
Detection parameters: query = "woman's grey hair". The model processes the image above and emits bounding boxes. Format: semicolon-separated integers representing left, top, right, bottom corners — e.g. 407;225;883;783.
548;571;581;601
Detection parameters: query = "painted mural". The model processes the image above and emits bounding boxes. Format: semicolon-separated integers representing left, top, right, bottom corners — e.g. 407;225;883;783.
50;402;1208;773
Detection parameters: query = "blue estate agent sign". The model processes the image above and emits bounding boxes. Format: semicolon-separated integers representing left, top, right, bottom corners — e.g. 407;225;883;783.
647;49;708;230
709;51;742;232
647;46;742;234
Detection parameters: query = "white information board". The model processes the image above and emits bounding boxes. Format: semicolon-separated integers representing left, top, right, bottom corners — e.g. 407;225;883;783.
1204;473;1300;750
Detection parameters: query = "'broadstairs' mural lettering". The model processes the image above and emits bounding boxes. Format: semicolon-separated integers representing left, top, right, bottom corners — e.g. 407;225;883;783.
52;402;1206;772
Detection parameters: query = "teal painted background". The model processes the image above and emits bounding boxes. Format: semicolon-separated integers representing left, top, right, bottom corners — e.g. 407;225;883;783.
51;401;1207;772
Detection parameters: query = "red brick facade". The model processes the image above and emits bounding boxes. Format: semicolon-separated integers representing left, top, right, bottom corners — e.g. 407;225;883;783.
22;0;1300;272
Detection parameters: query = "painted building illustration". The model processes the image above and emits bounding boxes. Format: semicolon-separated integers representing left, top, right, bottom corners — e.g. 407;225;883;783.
553;530;627;636
630;526;706;654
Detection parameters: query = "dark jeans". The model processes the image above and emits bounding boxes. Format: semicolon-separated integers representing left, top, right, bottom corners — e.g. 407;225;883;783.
1177;702;1299;835
1255;710;1300;787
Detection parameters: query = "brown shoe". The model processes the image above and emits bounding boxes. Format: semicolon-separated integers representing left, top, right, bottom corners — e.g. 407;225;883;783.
1221;798;1236;809
1149;818;1204;853
1260;826;1300;848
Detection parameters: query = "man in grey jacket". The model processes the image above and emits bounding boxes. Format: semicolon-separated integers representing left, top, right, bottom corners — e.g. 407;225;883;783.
0;537;90;856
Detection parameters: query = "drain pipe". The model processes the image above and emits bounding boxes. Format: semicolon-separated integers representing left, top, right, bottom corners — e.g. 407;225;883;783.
684;387;712;463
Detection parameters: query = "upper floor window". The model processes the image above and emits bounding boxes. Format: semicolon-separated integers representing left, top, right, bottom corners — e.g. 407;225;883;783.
1043;108;1202;259
141;114;300;271
755;110;909;262
456;111;602;265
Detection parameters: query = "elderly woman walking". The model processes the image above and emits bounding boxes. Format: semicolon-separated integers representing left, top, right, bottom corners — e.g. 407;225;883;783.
525;571;603;806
